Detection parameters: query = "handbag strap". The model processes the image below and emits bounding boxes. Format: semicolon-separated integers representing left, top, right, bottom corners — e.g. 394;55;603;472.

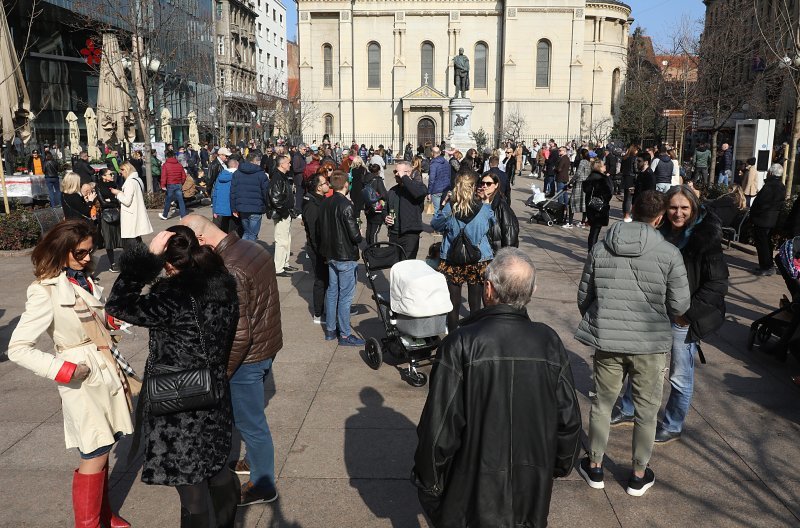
189;296;210;367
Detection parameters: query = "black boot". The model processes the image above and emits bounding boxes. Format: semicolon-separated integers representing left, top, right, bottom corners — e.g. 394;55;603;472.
209;475;239;528
180;507;209;528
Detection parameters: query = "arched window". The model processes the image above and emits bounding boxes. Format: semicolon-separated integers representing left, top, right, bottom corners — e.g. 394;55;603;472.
368;42;381;88
474;42;488;89
611;68;621;113
323;44;333;88
323;114;334;137
536;39;551;88
421;41;434;86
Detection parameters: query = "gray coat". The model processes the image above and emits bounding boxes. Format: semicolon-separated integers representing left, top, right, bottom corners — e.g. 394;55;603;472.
570;159;591;213
575;221;691;354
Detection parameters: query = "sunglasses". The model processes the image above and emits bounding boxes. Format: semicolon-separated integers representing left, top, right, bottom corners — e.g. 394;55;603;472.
71;247;96;260
478;180;496;187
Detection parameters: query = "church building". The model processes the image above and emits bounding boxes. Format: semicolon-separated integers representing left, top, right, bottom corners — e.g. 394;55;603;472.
297;0;632;149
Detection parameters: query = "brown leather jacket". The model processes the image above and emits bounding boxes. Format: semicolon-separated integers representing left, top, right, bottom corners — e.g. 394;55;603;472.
216;233;282;377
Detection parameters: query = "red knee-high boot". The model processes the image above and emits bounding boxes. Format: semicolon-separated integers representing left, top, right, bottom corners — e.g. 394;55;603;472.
73;469;104;528
100;466;131;528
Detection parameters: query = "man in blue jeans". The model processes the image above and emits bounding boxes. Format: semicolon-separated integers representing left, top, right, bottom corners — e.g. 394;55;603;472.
158;150;187;220
230;151;270;241
182;214;283;507
319;170;365;346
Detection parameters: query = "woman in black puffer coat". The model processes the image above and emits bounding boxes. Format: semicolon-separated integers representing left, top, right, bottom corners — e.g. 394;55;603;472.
478;170;519;252
582;159;613;250
106;226;240;528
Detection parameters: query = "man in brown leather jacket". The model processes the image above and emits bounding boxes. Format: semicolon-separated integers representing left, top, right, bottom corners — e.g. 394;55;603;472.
181;214;282;506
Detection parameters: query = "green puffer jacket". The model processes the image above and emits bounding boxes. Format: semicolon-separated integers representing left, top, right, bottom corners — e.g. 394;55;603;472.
575;221;691;354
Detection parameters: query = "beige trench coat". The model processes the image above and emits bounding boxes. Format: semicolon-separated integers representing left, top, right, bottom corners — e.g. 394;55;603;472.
743;165;760;196
7;273;134;453
117;172;153;239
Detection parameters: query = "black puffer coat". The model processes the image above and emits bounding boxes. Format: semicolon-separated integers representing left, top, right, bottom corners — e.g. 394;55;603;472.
661;208;729;341
106;245;239;487
583;170;613;227
413;305;581;528
489;192;519;252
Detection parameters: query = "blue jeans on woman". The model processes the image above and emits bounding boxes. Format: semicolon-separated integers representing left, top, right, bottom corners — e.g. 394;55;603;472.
45;178;61;206
620;323;696;433
162;183;186;218
325;260;358;337
230;358;275;490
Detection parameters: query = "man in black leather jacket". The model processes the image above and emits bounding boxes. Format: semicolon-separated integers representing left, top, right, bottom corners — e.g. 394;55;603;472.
318;170;364;347
413;247;581;528
385;161;427;259
268;155;298;276
72;151;96;185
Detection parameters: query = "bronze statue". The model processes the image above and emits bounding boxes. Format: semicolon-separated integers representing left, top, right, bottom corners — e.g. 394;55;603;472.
453;48;470;98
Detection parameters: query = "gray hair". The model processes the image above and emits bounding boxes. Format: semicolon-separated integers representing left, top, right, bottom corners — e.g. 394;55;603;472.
769;163;784;179
485;247;536;310
394;160;412;171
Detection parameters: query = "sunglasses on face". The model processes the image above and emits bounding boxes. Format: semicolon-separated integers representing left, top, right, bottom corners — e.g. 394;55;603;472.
478;180;496;187
71;247;96;260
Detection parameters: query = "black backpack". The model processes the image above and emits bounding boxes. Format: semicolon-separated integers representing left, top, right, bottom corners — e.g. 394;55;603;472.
448;217;482;265
361;178;382;212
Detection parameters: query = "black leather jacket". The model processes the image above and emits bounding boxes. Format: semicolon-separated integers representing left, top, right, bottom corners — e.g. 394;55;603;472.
268;170;295;219
489;192;519;252
413;305;581;528
319;192;362;261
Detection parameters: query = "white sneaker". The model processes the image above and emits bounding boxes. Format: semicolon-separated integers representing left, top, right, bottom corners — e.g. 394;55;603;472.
561;223;573;229
623;217;632;223
312;315;322;324
575;222;585;229
158;213;168;220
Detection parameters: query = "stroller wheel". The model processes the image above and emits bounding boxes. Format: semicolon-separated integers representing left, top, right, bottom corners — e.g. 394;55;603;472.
547;221;554;227
757;324;772;344
405;370;428;387
364;337;383;370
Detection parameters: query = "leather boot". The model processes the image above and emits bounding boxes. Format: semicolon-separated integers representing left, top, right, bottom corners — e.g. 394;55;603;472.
72;469;104;528
100;466;131;528
180;507;210;528
209;475;239;528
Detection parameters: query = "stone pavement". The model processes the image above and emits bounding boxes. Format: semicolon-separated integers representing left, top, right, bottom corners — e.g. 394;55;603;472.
2;174;800;527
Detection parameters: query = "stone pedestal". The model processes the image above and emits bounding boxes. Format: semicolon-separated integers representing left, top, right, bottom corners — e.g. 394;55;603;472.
447;97;474;152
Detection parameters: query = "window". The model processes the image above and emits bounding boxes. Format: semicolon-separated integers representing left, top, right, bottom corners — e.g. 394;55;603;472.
258;22;262;36
421;41;434;86
217;35;224;55
281;59;284;69
368;42;381;88
215;0;222;18
274;56;277;67
259;49;263;62
280;13;283;25
323;44;333;87
273;10;276;21
611;68;621;112
260;74;264;88
281;37;284;50
324;114;334;136
474;42;487;88
536;39;551;88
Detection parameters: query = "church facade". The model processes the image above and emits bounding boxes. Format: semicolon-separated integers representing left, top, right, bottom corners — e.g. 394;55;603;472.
297;0;632;149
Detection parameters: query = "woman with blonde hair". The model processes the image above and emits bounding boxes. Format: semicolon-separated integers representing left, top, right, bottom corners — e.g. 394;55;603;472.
111;161;152;249
61;171;97;222
431;171;495;332
7;219;135;527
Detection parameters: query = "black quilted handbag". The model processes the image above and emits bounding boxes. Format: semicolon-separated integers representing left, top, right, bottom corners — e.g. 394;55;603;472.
145;297;219;416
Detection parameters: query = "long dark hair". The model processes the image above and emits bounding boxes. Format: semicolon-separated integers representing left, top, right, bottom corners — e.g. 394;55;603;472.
31;219;95;279
163;225;225;274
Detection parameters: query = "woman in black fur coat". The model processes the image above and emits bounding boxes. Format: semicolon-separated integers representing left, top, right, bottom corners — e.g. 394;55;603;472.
106;226;240;528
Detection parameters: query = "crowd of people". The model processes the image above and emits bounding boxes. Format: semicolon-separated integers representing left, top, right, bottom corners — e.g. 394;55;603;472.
9;129;800;528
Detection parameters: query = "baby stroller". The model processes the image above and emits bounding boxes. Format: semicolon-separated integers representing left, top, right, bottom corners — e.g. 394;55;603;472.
525;184;570;226
362;242;452;387
748;237;800;358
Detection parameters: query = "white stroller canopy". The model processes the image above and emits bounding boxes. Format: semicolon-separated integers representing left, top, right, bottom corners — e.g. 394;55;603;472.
390;260;453;318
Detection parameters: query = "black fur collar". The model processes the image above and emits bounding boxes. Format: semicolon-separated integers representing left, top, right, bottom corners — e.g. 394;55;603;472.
152;267;237;304
684;208;723;256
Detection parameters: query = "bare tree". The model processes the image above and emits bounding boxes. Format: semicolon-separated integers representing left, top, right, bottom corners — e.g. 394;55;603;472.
470;127;489;153
697;0;761;178
754;0;800;196
588;117;614;147
501;105;527;144
272;93;318;142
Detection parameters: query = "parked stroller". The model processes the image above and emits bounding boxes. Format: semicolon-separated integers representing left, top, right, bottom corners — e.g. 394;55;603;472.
525;182;571;226
362;242;452;387
748;236;800;359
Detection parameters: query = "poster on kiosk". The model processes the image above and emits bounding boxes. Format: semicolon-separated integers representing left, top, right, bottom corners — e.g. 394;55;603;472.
733;119;776;191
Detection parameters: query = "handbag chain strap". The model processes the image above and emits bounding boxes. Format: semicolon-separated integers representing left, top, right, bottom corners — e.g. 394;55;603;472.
189;296;210;367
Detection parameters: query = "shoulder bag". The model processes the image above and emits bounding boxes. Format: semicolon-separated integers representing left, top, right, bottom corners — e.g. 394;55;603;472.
448;216;482;265
101;207;120;223
145;297;219;416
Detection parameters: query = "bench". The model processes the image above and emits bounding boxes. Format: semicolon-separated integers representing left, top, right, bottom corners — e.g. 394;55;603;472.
32;206;64;235
721;209;749;248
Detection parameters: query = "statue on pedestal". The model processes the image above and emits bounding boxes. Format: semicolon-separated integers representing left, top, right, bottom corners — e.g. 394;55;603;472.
453;48;470;99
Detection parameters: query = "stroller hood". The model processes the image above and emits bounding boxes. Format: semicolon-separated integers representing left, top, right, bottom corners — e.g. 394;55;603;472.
390;260;453;317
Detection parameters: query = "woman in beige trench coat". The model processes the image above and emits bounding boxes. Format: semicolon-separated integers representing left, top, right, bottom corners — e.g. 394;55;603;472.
111;161;153;249
7;219;134;528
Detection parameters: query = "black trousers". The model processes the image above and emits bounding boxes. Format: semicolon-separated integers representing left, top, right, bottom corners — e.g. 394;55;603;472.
213;214;244;237
365;214;385;245
307;247;328;317
588;225;603;250
389;231;421;260
752;226;774;270
623;187;634;217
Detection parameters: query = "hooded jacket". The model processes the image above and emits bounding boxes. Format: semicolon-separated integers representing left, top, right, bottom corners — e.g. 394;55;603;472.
693;146;711;168
211;168;234;217
230;161;270;214
576;221;691;353
413;304;581;528
428;156;451;195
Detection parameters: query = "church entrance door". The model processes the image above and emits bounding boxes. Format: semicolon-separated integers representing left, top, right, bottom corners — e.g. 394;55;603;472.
417;117;435;150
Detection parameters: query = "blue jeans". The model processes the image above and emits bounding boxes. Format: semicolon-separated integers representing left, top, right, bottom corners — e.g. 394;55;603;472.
45;178;61;207
717;169;731;186
655;182;672;193
230;358;275;490
544;175;555;194
557;182;569;206
620;323;696;433
431;193;442;215
240;212;263;241
162;183;186;218
325;259;358;336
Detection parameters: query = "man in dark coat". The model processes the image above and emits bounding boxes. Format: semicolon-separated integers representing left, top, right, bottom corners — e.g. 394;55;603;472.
73;150;96;185
413;248;581;528
486;155;510;200
385;161;428;259
268;154;297;276
230;151;270;242
302;174;330;323
633;151;656;201
750;163;787;275
208;147;231;194
290;143;308;212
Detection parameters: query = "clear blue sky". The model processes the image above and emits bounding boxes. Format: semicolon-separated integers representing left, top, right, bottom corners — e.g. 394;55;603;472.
284;1;706;48
626;0;706;50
